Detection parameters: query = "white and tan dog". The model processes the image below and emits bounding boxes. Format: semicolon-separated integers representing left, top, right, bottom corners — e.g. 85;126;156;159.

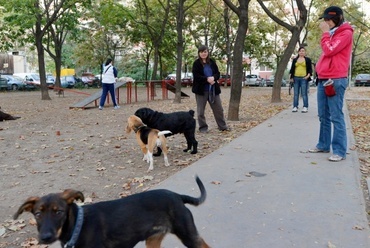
126;115;172;171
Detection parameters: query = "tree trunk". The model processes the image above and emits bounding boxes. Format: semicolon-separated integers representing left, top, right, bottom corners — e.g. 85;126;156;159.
223;2;232;88
35;21;51;100
174;0;186;103
271;29;302;102
54;44;63;89
227;2;249;121
151;46;159;80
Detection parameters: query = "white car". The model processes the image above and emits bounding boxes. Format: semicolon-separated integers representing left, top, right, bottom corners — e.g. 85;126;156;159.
244;74;264;87
13;73;41;85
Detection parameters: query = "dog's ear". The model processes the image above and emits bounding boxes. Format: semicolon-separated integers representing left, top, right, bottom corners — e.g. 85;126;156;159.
126;116;134;133
125;124;132;133
14;196;40;220
61;189;85;204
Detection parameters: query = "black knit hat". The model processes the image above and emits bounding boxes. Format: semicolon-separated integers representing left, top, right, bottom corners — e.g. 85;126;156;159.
319;6;343;19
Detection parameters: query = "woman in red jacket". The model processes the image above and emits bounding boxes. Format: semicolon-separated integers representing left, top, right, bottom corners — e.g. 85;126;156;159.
309;6;354;162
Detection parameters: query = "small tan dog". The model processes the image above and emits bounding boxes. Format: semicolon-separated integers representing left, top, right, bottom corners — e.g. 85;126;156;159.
126;115;172;171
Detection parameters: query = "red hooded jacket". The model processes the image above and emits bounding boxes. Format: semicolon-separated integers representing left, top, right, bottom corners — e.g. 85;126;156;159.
316;22;353;79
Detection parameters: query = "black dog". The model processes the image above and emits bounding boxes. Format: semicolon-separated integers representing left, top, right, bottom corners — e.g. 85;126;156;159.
135;107;198;155
0;109;20;121
14;176;210;248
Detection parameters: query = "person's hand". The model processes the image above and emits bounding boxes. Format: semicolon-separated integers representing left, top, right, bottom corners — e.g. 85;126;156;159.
289;78;294;83
207;76;215;84
319;21;330;33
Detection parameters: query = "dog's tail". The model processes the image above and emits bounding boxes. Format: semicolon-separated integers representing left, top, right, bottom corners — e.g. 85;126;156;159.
188;110;195;117
158;130;172;136
181;176;206;206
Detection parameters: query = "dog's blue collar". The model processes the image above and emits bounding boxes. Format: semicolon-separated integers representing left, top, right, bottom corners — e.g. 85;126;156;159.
64;205;84;248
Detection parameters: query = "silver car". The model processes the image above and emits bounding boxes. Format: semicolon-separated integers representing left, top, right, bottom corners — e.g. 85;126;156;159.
244;74;263;87
2;75;35;90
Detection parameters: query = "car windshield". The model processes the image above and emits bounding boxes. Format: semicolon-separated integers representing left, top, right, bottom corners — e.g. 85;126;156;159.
356;74;370;79
13;76;22;81
31;74;40;80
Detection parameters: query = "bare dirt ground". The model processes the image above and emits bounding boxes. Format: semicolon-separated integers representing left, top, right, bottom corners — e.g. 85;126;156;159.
0;85;369;247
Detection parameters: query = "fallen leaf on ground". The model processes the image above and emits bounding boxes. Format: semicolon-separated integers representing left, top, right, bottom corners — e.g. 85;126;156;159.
327;241;336;248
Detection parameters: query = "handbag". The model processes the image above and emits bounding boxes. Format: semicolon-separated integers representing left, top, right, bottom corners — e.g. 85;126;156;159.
323;79;336;97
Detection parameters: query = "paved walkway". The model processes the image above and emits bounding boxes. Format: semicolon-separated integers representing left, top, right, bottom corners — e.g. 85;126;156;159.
135;93;370;248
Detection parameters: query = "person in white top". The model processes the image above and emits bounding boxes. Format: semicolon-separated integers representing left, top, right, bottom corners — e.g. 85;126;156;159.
99;58;120;110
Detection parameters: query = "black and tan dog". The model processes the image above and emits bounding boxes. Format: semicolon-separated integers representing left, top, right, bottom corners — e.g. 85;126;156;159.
134;107;198;155
14;176;210;248
126;115;172;172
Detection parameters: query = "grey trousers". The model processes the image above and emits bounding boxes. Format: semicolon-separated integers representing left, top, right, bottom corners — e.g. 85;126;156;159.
195;92;228;131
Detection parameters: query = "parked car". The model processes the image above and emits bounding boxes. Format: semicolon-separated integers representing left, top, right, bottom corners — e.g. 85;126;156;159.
257;77;266;87
2;75;35;90
60;76;76;88
0;76;7;90
13;73;41;86
164;74;193;87
354;74;370;87
218;74;231;86
266;76;287;87
244;74;263;87
309;79;317;87
82;72;100;87
46;75;55;87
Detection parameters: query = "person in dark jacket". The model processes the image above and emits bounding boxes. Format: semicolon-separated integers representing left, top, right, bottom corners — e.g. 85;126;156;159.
191;45;229;133
289;46;313;113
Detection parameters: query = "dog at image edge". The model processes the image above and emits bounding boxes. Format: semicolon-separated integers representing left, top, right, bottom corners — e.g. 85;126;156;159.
134;107;198;155
126;115;172;172
0;108;21;121
13;176;211;248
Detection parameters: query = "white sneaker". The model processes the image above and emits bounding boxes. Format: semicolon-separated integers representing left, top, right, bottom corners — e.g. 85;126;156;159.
302;107;308;113
114;105;120;110
328;154;345;162
99;106;103;110
292;107;298;112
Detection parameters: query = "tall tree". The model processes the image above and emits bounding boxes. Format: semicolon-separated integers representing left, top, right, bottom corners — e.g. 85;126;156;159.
44;4;86;90
133;0;171;81
257;0;308;103
173;0;198;103
0;0;88;100
73;0;129;75
223;0;250;121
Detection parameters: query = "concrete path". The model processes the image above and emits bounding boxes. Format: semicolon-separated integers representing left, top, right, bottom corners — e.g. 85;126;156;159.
134;93;370;248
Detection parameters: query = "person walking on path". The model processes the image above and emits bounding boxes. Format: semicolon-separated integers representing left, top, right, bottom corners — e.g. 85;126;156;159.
309;6;354;162
99;58;120;110
289;47;313;113
192;45;229;133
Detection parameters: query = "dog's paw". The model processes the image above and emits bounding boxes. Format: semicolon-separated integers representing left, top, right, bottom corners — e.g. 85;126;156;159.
142;155;150;163
164;157;170;167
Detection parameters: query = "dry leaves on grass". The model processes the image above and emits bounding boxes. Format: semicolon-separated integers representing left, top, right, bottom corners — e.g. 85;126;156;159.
348;100;370;171
347;91;370;226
